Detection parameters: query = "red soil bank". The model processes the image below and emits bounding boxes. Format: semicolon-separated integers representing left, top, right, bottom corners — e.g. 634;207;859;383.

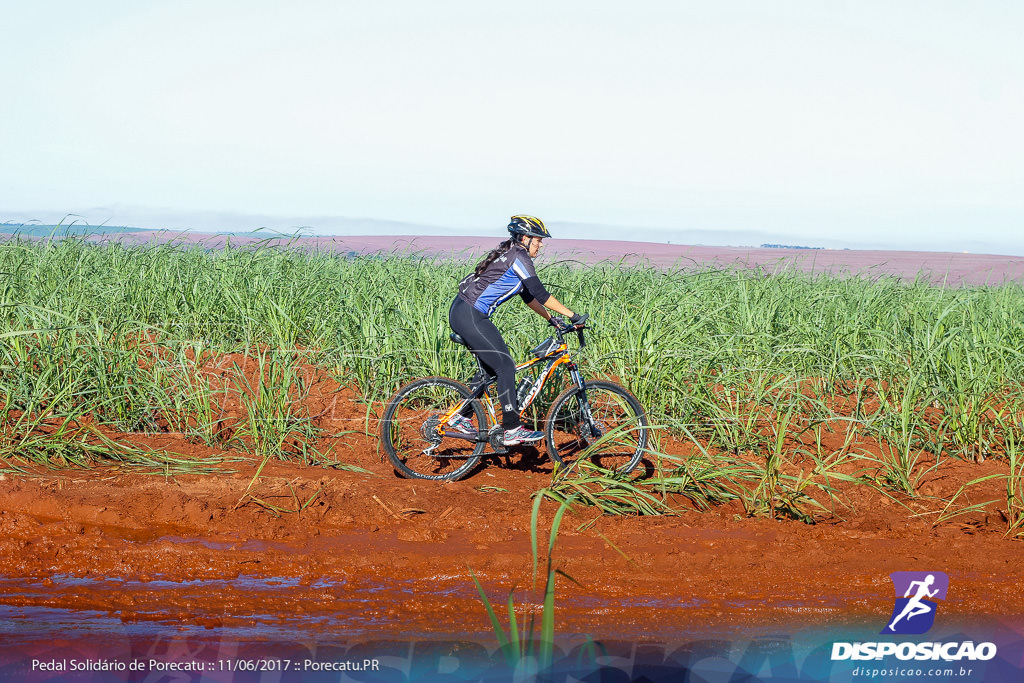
0;392;1021;642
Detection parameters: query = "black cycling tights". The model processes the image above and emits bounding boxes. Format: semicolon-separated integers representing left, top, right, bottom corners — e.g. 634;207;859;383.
448;297;521;430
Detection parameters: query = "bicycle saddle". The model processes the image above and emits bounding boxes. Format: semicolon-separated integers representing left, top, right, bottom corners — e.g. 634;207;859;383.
449;332;470;348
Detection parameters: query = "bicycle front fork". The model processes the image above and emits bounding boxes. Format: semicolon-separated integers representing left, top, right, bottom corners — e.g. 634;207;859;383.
566;367;601;440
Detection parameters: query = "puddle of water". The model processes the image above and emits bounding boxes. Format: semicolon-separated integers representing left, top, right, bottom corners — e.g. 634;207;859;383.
0;572;476;645
0;604;364;645
12;570;1000;651
0;573;326;593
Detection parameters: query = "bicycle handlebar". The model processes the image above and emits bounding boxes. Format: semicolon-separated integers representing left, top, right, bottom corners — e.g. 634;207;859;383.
553;313;589;349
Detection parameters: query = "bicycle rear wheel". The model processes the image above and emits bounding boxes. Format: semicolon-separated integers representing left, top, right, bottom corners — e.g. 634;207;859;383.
544;380;648;475
381;377;487;480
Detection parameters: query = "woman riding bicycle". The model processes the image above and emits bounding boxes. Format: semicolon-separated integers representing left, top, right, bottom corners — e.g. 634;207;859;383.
448;215;584;445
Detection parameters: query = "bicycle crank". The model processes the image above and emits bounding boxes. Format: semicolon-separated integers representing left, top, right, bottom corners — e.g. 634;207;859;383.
487;425;508;454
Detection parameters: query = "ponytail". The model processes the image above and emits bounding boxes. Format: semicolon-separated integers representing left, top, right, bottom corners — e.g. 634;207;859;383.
473;239;515;277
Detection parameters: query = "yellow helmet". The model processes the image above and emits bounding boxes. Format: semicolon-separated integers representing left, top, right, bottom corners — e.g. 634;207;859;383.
507;215;551;240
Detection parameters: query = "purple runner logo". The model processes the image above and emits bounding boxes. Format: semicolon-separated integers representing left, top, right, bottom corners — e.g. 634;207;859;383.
882;571;949;635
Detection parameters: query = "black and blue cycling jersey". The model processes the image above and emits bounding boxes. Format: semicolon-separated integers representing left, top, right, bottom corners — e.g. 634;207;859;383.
457;241;551;317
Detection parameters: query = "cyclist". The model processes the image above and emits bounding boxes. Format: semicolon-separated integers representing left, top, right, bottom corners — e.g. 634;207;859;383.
448;215;584;445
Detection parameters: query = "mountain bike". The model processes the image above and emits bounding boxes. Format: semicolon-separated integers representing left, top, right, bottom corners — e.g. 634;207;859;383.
380;315;650;481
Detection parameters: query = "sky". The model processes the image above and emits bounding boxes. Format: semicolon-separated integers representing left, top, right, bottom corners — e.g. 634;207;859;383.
2;1;1023;254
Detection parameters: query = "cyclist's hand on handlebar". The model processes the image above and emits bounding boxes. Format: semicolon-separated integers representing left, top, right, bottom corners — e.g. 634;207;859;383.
570;312;588;327
548;316;570;332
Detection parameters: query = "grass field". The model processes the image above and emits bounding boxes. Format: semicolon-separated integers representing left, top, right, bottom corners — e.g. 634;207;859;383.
2;234;1023;532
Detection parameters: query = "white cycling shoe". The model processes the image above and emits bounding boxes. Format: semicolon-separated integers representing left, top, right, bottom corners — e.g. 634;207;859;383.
503;425;545;445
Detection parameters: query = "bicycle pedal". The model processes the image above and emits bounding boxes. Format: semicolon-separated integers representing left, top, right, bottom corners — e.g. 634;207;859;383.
488;427;508;454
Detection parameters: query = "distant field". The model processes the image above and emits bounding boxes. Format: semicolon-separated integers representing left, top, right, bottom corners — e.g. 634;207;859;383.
37;229;1024;286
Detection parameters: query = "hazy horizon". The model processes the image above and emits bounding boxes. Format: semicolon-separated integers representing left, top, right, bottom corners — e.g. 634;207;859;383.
3;204;1022;257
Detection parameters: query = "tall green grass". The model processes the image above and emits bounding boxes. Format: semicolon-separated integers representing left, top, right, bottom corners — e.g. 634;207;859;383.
2;233;1024;519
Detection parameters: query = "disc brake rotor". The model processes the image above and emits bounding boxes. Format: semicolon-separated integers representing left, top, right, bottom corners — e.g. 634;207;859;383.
579;420;607;445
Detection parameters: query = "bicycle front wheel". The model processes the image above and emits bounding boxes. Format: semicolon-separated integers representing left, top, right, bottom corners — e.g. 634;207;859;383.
544;380;648;475
381;377;487;481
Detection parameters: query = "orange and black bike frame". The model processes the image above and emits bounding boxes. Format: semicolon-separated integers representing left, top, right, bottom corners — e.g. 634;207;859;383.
438;323;588;442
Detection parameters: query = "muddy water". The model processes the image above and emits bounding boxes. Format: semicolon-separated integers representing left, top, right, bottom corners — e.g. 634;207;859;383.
0;566;891;683
0;573;835;644
2;437;1024;680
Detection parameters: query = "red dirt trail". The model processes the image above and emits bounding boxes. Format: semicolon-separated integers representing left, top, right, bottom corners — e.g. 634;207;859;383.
1;395;1021;643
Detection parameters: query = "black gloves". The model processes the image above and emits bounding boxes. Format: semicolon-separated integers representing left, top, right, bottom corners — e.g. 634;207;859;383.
550;313;587;331
548;316;569;331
